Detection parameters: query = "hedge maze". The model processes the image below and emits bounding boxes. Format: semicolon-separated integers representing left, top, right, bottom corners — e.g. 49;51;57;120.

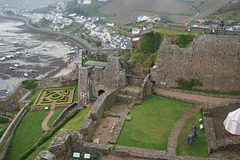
34;88;75;106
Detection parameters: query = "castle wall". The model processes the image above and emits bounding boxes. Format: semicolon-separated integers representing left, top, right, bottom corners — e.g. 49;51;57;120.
151;34;240;92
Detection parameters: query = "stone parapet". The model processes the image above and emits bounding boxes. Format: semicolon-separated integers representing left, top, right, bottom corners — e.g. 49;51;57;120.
78;88;118;141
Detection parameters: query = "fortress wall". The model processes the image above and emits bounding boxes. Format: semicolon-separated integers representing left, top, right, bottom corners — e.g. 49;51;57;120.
151;34;240;92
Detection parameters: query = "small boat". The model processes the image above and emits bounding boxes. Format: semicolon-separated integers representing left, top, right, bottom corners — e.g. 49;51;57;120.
26;54;31;58
0;43;7;46
66;51;76;55
6;55;14;58
24;73;28;77
10;48;16;52
16;51;22;55
9;67;16;70
0;57;5;61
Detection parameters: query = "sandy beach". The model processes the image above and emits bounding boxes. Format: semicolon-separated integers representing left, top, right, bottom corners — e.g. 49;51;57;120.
0;19;78;90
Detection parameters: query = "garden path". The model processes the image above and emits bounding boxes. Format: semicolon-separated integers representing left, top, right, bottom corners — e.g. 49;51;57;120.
155;88;233;156
41;102;55;131
167;105;201;156
155;88;233;104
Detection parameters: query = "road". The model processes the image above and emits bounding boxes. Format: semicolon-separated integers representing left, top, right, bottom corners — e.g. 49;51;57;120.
185;2;200;26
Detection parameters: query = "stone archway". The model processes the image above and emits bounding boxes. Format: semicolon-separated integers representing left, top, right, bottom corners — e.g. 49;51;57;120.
98;90;105;96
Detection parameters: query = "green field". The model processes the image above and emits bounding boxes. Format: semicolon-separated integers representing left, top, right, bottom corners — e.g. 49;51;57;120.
6;110;48;160
176;111;209;158
117;95;193;150
47;107;65;128
26;107;90;160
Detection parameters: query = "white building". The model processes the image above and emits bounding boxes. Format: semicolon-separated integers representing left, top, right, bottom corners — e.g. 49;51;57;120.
138;15;150;22
132;28;140;34
78;0;91;5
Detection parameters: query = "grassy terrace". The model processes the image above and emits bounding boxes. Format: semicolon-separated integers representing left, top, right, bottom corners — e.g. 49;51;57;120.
47;107;65;128
177;111;209;158
152;28;196;35
117;95;193;150
6;84;79;160
26;107;90;160
6;110;48;160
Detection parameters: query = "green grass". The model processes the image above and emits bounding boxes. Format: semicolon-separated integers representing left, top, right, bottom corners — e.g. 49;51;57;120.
26;107;90;160
176;111;209;158
171;87;240;96
47;107;65;128
152;28;196;35
6;110;48;160
117;95;193;150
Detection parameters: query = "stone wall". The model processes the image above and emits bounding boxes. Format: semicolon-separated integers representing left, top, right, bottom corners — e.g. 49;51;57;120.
37;65;78;89
0;88;29;116
78;88;118;141
151;34;240;92
202;100;240;118
202;101;240;154
78;56;126;106
126;74;144;87
140;74;153;99
0;103;29;160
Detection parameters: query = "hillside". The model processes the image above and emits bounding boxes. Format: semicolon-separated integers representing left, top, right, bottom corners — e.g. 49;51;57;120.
208;0;240;24
98;0;233;24
99;0;194;24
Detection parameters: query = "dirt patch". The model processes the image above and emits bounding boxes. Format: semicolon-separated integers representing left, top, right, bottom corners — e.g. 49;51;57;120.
109;103;129;114
93;116;119;144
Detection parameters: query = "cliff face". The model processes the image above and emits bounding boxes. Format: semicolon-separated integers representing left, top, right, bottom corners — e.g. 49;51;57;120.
150;34;240;92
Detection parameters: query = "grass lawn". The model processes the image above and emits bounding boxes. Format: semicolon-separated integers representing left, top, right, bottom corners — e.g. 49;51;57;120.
6;110;48;160
117;95;193;150
176;111;209;158
26;107;90;160
47;107;65;128
152;28;196;35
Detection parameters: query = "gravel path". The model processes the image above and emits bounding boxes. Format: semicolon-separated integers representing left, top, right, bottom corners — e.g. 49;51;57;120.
167;105;201;156
155;88;233;104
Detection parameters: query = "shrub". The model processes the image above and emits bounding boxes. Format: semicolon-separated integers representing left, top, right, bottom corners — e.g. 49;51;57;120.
44;91;55;97
60;90;70;95
0;117;9;124
176;34;194;48
140;31;163;53
56;96;68;103
21;79;40;90
49;93;62;100
176;78;203;89
41;97;52;103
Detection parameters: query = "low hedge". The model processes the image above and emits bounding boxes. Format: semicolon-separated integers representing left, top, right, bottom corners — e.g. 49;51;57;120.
56;96;68;103
0;117;9;124
19;109;81;160
44;91;56;97
49;93;62;100
41;97;52;104
60;90;69;95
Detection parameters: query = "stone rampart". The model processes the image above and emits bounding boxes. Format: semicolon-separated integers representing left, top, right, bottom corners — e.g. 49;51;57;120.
202;100;240;118
37;65;78;89
78;88;118;141
0;103;30;160
151;34;240;92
